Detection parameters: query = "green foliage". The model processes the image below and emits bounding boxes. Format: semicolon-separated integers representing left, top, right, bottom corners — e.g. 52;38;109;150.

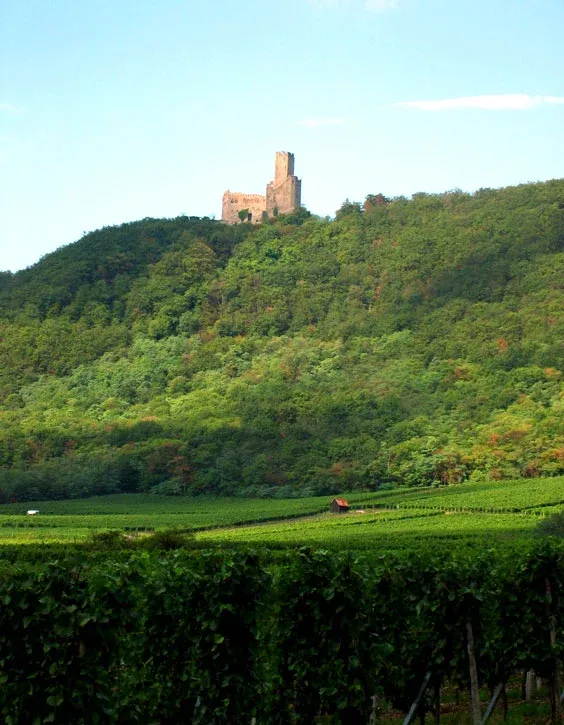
335;198;362;219
275;206;313;226
537;510;564;538
1;475;561;552
87;529;132;550
1;544;564;722
0;493;344;544
0;559;138;723
272;549;379;723
140;527;192;550
137;551;266;722
1;179;564;500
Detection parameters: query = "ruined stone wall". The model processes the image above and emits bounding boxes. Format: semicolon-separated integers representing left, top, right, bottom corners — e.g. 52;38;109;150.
274;151;295;185
222;152;301;224
221;192;266;225
266;176;301;216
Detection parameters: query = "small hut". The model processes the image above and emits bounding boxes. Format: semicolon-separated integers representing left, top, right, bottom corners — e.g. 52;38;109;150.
329;497;350;514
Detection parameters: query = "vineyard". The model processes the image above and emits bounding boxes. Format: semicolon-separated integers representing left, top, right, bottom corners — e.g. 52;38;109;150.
196;509;539;551
1;544;564;723
0;494;330;544
1;478;564;722
195;477;564;550
349;476;564;513
0;476;562;547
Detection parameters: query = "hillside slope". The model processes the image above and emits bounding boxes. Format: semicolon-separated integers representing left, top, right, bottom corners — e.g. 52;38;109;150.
1;181;563;501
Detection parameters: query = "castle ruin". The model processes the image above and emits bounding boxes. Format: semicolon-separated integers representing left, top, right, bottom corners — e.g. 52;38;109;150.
222;152;302;224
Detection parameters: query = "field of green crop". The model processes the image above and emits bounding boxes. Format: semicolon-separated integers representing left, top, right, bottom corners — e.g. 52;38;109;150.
193;477;563;550
196;509;539;550
343;475;564;511
1;479;562;723
0;494;334;544
0;476;561;548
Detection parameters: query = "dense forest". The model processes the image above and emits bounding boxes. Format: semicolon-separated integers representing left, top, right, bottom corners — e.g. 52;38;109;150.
1;179;563;501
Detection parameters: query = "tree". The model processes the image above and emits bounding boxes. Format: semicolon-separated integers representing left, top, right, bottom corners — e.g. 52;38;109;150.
364;193;390;211
335;199;362;219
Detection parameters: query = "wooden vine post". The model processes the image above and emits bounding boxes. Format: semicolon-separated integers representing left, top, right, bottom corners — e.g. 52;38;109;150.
525;670;535;701
546;578;563;722
402;670;432;725
434;684;441;725
481;682;504;725
467;618;482;725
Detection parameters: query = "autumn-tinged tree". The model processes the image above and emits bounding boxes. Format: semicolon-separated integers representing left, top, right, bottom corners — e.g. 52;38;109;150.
1;179;564;499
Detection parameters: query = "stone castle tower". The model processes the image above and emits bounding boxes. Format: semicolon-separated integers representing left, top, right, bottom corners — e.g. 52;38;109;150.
222;152;301;224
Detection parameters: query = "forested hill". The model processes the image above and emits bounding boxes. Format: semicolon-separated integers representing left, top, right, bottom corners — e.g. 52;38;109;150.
1;180;564;501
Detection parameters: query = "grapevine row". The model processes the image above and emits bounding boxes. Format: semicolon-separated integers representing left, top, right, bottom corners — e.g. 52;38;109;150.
1;543;563;723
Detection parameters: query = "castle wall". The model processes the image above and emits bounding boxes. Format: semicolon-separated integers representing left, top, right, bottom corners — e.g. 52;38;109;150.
274;151;294;185
222;192;266;225
222;152;301;224
266;171;301;216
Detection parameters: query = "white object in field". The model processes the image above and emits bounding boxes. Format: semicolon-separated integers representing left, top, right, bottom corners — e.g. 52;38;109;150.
26;510;39;515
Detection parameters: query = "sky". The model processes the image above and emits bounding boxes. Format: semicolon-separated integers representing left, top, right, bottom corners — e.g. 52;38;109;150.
1;0;564;272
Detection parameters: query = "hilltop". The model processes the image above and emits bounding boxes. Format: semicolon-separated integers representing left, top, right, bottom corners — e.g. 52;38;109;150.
1;180;563;502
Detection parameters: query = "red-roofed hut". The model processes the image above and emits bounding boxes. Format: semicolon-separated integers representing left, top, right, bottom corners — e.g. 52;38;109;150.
330;497;350;514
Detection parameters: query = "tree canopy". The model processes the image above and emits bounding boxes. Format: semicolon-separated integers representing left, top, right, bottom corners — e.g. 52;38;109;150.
1;180;564;501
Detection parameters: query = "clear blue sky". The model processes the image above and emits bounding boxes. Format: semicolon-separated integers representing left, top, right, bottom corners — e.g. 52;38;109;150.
1;0;563;271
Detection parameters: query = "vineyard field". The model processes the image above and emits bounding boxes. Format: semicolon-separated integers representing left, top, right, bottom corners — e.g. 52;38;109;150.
0;476;562;548
1;545;563;723
0;494;332;544
1;479;564;722
196;509;539;550
344;475;564;511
